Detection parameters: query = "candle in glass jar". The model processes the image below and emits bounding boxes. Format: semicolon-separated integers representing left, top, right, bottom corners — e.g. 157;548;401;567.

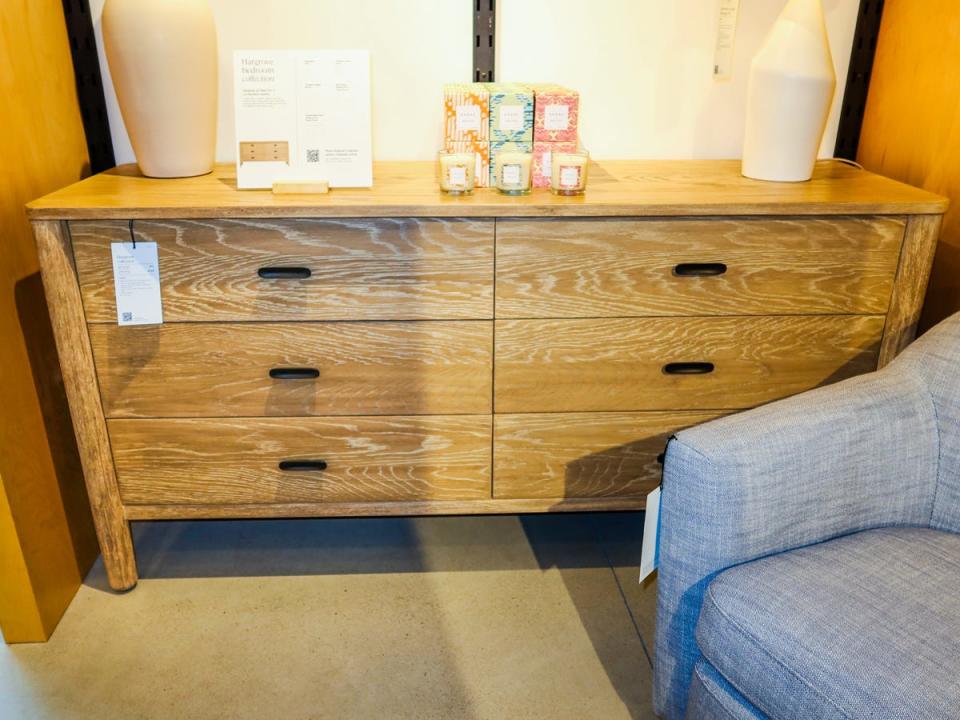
550;150;589;195
495;151;532;195
438;151;476;194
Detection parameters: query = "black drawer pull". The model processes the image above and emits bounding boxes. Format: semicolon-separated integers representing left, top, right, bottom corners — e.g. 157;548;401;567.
258;266;312;280
663;362;715;375
278;460;328;472
673;263;727;277
269;367;320;380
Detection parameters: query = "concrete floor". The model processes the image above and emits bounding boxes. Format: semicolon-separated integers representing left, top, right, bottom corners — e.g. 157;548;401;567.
0;512;658;720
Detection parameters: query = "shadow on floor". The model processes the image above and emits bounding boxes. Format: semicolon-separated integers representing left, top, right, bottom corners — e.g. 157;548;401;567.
85;512;656;719
108;512;645;581
522;512;656;720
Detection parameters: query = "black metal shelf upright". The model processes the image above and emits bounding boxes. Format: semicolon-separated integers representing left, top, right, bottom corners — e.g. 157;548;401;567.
474;0;495;82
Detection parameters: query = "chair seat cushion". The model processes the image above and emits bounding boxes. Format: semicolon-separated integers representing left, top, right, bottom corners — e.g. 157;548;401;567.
696;527;960;720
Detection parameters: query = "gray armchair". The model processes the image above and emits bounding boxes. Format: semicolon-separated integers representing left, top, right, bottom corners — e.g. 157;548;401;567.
654;312;960;719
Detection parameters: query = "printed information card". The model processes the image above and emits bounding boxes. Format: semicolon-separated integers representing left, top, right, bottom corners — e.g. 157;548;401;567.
233;49;373;189
111;241;163;326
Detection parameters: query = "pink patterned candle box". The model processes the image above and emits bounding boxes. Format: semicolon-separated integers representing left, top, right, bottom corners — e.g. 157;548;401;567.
532;140;577;188
532;84;579;142
444;140;490;187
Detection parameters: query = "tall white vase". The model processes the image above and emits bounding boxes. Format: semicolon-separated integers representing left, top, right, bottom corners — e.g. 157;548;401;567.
741;0;836;182
102;0;218;178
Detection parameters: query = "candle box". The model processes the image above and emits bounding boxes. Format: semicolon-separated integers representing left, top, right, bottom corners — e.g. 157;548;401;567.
488;83;534;143
444;140;490;187
444;83;490;142
490;140;533;185
532;84;580;143
532;140;577;188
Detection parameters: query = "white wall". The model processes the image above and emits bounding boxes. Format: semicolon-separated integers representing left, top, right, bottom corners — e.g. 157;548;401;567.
89;0;473;163
499;0;859;159
92;0;858;164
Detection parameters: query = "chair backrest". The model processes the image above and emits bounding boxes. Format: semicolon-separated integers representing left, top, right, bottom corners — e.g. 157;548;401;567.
891;312;960;533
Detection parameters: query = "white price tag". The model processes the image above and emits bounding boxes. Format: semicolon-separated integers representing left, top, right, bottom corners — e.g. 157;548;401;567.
448;166;467;188
499;105;524;132
543;104;569;131
559;165;580;188
639;485;662;582
502;164;521;185
713;0;741;80
111;241;163;326
456;104;481;133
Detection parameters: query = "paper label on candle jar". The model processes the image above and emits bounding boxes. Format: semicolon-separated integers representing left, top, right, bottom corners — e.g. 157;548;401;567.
448;166;467;188
502;164;522;186
559;165;581;188
544;104;570;131
499;105;525;133
456;105;482;133
542;151;553;178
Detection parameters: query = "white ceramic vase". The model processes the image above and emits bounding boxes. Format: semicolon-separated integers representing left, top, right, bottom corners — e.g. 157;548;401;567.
741;0;836;182
102;0;218;178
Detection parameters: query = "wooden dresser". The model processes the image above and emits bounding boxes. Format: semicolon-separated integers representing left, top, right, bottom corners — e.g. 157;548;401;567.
28;160;946;591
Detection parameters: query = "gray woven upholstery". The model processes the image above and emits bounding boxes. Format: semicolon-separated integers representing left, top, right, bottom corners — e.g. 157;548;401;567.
698;527;960;719
686;659;768;720
889;317;960;532
653;312;960;720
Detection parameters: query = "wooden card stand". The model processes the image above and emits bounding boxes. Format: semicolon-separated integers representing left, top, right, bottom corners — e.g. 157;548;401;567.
272;180;330;195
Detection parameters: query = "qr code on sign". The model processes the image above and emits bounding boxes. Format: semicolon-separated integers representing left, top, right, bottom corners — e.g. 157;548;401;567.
121;312;133;322
306;149;320;163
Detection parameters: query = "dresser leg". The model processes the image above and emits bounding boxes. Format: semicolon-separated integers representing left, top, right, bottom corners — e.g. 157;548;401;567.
101;520;138;592
32;220;139;592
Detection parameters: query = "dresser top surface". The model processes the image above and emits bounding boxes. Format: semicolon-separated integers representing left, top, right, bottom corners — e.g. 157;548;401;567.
27;159;947;220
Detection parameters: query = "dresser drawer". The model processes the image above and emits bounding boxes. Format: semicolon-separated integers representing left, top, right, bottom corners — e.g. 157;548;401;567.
71;218;494;321
494;411;724;499
496;217;904;318
108;416;492;505
495;315;884;412
90;321;492;418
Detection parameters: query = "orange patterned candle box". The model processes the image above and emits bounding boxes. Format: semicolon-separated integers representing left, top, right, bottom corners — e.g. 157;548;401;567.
444;83;490;142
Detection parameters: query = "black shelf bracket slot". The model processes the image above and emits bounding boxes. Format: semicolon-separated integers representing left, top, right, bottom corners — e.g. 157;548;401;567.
834;0;885;160
474;0;496;82
61;0;116;173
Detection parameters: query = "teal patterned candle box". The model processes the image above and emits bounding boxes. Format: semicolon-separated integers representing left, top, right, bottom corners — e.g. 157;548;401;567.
489;139;533;183
488;83;534;143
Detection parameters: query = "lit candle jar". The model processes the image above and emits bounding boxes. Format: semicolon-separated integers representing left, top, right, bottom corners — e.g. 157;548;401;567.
494;151;533;195
438;150;476;194
550;149;589;195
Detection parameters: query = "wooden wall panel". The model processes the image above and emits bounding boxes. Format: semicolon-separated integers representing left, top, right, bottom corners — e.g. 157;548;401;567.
858;0;960;329
0;0;98;642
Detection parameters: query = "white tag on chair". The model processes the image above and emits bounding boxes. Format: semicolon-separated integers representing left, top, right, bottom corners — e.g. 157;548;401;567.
639;485;662;582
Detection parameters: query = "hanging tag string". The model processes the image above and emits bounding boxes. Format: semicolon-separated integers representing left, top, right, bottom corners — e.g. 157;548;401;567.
128;219;136;249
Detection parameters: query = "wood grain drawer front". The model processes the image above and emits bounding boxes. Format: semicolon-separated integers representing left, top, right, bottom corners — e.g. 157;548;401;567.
71;218;494;322
494;411;724;499
495;315;884;413
109;416;493;505
495;217;904;318
90;321;492;418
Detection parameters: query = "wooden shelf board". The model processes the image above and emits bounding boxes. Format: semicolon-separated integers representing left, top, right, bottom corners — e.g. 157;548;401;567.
27;159;948;220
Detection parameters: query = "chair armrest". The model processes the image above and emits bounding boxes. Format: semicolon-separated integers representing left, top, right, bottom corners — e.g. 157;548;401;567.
653;367;939;720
